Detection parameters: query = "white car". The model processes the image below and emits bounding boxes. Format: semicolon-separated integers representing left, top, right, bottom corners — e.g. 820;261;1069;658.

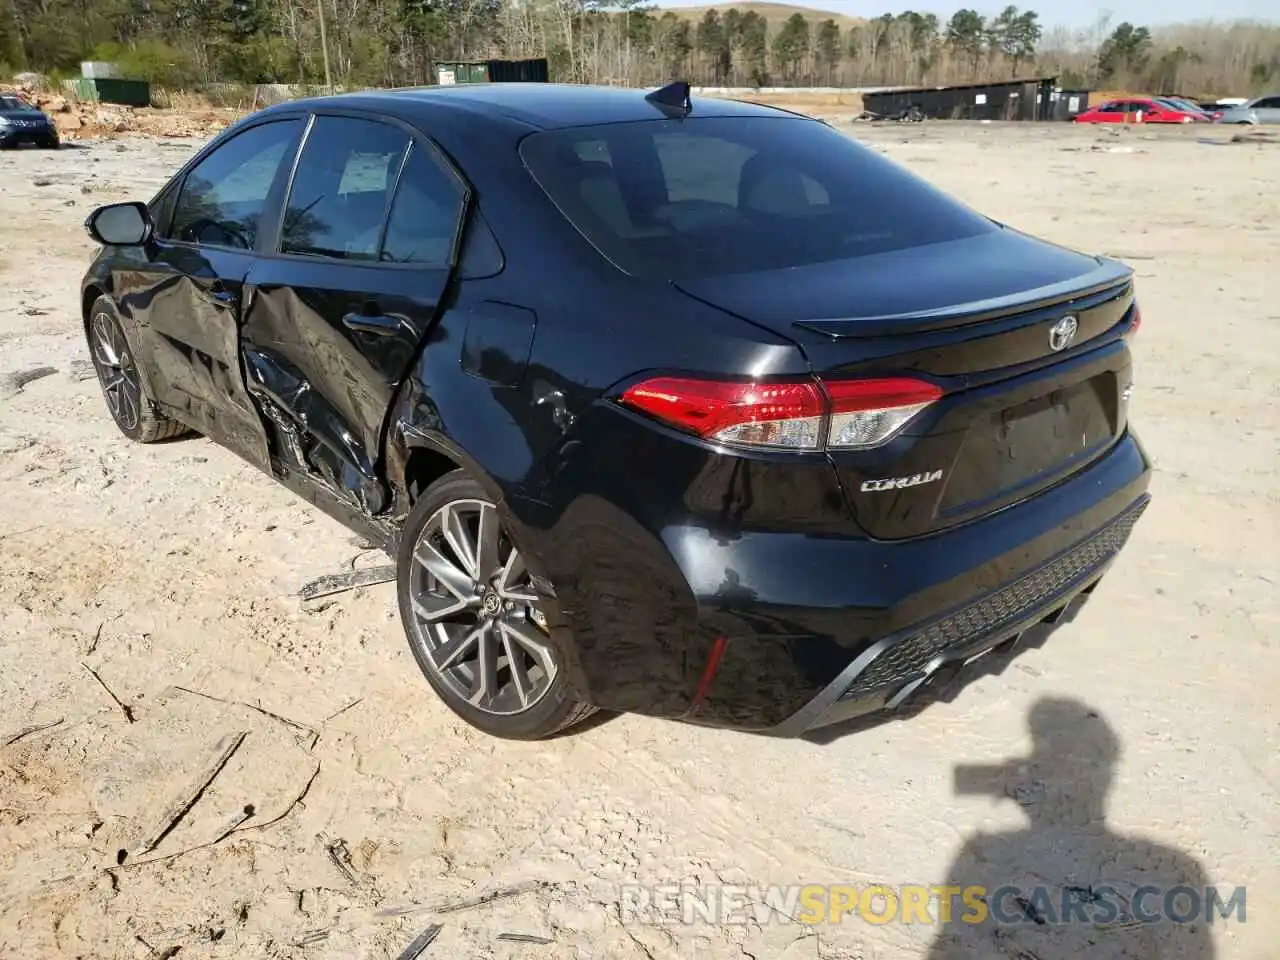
1214;94;1280;125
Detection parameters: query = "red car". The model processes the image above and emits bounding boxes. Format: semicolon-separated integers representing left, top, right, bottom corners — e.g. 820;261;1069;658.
1073;97;1204;124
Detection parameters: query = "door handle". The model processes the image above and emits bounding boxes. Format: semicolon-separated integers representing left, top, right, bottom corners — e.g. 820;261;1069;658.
342;312;402;337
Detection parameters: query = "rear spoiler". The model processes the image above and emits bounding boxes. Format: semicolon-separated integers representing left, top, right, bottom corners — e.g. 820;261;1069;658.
793;257;1135;340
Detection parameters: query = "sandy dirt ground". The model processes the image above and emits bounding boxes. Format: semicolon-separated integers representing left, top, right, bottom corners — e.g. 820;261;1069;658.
1;119;1277;960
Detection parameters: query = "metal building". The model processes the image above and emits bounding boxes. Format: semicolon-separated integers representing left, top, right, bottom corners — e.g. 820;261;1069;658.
863;78;1085;122
1050;89;1092;120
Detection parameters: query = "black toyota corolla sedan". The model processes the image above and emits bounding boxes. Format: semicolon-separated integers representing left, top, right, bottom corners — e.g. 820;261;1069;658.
79;82;1150;740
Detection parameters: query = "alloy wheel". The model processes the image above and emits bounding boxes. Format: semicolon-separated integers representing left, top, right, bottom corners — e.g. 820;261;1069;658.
405;498;558;716
90;310;142;432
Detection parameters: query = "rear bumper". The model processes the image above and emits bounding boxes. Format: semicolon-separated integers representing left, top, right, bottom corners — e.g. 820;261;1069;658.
521;429;1152;732
675;431;1152;733
0;129;59;148
764;493;1147;736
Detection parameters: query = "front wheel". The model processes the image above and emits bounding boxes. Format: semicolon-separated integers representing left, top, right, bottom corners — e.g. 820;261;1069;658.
87;296;191;443
397;469;595;740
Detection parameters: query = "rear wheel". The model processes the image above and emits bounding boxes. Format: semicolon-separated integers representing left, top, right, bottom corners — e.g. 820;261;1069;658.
397;470;595;740
87;295;190;443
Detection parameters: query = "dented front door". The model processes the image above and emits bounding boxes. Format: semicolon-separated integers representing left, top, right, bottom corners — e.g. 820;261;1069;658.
140;244;269;470
239;113;469;515
129;116;306;474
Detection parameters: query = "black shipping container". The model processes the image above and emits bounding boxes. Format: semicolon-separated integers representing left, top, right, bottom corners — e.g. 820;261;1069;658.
863;79;1063;122
488;58;549;83
436;58;549;85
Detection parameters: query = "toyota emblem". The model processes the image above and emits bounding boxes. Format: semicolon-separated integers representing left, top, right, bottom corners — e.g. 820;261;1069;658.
1048;315;1079;352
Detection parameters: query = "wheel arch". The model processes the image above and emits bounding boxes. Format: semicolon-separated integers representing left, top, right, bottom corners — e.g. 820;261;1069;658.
403;442;465;504
81;283;107;329
388;426;507;520
81;282;171;414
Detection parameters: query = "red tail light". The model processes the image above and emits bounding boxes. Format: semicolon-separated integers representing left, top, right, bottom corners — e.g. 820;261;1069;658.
618;375;942;451
618;377;826;448
1130;304;1142;335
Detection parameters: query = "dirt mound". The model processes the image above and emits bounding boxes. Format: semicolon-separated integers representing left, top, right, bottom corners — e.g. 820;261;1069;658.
2;80;235;140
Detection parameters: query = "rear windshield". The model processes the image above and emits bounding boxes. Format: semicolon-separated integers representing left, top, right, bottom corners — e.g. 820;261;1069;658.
519;116;995;280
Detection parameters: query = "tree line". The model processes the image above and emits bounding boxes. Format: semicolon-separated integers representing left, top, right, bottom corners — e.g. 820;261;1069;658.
2;0;1277;98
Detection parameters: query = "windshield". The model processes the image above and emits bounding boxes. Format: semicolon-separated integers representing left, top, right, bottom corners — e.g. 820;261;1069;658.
519;116;996;280
0;95;35;111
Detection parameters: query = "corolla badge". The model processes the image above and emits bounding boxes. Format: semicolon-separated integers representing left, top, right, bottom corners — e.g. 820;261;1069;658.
861;470;944;493
1048;315;1079;352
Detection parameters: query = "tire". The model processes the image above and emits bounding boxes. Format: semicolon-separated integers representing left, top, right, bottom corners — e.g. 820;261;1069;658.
87;295;191;443
397;469;595;740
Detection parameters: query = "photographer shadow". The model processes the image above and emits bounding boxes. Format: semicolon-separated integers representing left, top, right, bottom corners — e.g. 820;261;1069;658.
928;697;1217;959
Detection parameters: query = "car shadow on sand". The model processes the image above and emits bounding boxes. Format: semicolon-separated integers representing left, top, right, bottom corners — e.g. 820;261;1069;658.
923;696;1218;959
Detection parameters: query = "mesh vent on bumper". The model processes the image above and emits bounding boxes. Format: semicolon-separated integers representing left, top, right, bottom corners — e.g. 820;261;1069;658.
840;498;1148;703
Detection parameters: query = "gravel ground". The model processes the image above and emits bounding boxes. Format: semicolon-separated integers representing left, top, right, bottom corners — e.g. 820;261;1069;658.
0;119;1277;960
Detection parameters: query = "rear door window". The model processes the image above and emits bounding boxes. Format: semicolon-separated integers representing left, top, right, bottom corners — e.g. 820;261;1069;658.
280;116;411;261
520;116;994;279
169;119;302;249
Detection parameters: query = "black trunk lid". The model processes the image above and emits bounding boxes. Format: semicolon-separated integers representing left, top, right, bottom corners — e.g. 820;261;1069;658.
675;230;1138;539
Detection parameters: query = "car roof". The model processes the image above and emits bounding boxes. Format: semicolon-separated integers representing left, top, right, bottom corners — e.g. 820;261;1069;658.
259;82;799;132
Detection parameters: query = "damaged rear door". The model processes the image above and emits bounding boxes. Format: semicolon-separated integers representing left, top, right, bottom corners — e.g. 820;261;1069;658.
241;111;468;515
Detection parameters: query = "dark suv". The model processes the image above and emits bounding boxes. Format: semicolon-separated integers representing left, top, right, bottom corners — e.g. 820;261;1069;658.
0;93;59;148
78;83;1151;739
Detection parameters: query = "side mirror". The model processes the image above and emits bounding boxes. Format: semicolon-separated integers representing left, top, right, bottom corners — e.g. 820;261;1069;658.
85;202;154;247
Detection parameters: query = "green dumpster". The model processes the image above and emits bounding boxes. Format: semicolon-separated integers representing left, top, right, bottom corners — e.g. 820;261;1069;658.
73;77;152;107
436;62;489;86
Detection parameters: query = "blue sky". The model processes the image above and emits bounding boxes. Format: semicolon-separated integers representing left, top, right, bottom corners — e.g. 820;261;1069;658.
657;0;1277;29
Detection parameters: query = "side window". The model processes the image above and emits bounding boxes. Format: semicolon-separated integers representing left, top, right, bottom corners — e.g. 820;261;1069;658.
169;120;301;249
149;182;179;237
380;144;466;266
456;208;504;280
280;116;410;261
1255;97;1280;110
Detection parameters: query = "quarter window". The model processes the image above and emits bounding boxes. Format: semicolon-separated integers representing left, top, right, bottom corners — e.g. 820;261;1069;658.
380;145;466;265
169;119;301;249
148;182;179;237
